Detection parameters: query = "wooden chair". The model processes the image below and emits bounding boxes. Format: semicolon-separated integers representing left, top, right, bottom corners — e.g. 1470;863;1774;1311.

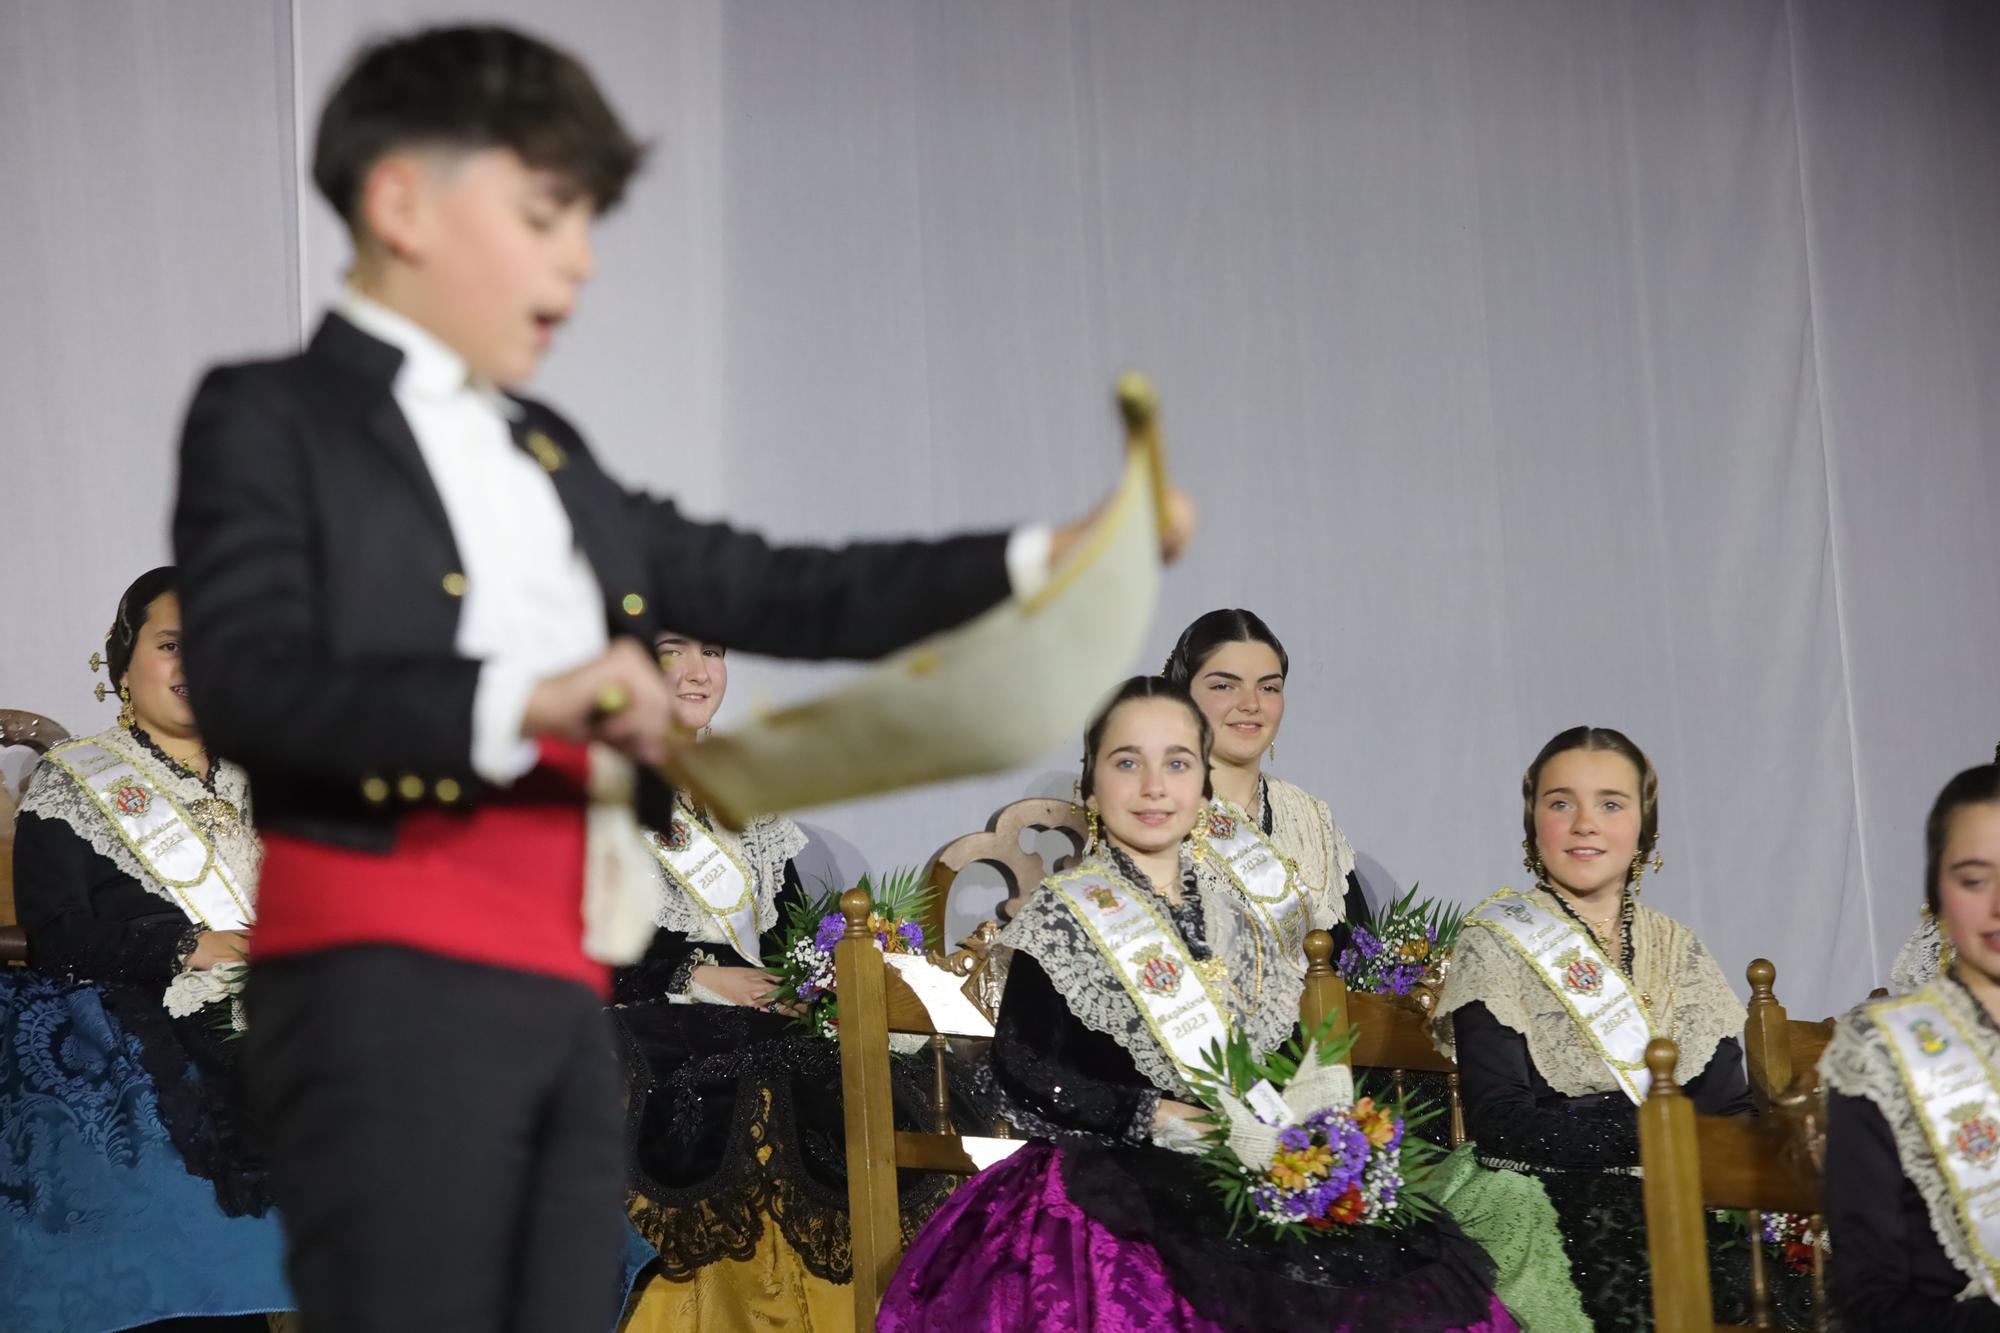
1639;1036;1828;1332
1742;958;1836;1108
1;709;72;965
1304;933;1468;1145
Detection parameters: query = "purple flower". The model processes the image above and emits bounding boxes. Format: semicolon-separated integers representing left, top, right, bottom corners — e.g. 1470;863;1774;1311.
1321;1117;1371;1195
813;913;846;952
897;921;924;951
1278;1126;1311;1152
797;981;822;1002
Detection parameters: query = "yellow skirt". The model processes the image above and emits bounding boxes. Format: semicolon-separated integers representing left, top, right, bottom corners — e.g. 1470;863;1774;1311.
620;1223;850;1333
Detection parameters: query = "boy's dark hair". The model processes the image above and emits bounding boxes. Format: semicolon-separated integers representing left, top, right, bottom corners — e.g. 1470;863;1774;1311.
313;24;647;227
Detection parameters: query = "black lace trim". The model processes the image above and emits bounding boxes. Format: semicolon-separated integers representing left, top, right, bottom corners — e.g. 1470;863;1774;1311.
619;1015;953;1283
1102;846;1212;960
125;723;219;795
1537;883;1637;976
667;948;719;998
97;982;272;1217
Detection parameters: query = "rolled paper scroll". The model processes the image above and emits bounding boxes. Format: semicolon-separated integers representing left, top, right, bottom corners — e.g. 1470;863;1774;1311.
665;376;1168;827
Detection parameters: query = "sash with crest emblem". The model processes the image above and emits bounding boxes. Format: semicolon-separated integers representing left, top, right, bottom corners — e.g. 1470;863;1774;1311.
1870;987;2000;1297
47;740;252;931
1465;887;1654;1103
645;800;761;965
1049;864;1235;1089
1200;801;1309;967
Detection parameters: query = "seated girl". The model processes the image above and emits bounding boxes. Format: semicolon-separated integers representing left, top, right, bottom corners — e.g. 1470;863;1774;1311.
878;676;1516;1332
1;567;289;1330
1431;724;1780;1330
615;630;946;1330
1822;761;2000;1330
1164;608;1369;946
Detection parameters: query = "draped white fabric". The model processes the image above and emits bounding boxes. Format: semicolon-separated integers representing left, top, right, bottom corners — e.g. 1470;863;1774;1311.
3;0;1995;1018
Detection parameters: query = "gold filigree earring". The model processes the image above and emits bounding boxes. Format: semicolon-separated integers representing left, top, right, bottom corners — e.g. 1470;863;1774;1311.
1629;842;1664;894
1084;806;1101;852
1521;836;1547;883
116;685;136;730
1191;806;1214;863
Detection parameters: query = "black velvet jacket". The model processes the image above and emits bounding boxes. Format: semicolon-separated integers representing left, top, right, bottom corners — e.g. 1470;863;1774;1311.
172;313;1015;851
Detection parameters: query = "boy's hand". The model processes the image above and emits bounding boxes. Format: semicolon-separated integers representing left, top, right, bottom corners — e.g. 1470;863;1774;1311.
1049;483;1197;569
522;639;675;765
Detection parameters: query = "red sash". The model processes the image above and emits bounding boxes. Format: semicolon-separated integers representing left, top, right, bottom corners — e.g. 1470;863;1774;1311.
252;741;607;994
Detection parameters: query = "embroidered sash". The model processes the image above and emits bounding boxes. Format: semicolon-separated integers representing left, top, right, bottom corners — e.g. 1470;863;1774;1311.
1466;888;1654;1103
1048;867;1234;1088
1872;990;2000;1298
1202;801;1309;963
47;741;252;930
646;801;761;965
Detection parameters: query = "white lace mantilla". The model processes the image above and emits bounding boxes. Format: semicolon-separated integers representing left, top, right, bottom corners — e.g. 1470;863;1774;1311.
1430;891;1745;1097
997;852;1302;1100
1263;777;1358;930
1821;980;1991;1298
646;812;807;943
20;726;261;915
1892;915;1950;995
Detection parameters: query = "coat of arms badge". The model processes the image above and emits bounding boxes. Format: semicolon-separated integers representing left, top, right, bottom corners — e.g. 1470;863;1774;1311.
1949;1102;2000;1169
1129;942;1184;997
1555;946;1604;996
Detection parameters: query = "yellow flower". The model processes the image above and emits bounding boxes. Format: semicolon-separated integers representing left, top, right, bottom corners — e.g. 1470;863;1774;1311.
1267;1143;1333;1190
1352;1096;1396;1148
1396;936;1432;963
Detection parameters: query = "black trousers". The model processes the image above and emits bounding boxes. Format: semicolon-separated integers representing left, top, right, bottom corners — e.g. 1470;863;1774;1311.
246;946;626;1332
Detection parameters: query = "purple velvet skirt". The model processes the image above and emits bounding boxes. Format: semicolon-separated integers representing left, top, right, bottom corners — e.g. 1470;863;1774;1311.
877;1143;1517;1332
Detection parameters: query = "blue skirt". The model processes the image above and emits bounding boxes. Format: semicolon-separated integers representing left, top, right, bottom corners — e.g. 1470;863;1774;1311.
0;968;291;1330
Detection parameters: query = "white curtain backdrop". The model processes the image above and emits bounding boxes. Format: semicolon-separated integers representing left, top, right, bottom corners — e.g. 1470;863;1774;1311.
3;0;1995;1018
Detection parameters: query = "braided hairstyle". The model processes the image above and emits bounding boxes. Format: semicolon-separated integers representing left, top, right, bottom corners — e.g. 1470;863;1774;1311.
106;566;178;691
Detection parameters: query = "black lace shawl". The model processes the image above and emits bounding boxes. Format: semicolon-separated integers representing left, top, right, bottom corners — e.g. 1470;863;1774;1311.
10;810;271;1216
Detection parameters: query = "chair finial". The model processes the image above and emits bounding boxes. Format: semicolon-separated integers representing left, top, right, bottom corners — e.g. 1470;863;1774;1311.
840;887;873;938
1746;958;1776;1001
1304;929;1334;973
1645;1037;1680;1097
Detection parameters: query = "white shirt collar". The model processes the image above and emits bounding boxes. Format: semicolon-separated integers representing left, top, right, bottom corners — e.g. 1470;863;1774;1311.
335;287;520;419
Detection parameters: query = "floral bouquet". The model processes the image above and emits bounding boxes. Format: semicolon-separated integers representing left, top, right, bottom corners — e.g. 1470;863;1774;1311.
765;866;933;1038
1338;883;1467;997
1187;1018;1444;1237
163;958;249;1036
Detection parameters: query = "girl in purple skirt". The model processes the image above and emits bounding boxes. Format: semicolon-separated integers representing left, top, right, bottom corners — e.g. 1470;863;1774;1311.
878;677;1515;1333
